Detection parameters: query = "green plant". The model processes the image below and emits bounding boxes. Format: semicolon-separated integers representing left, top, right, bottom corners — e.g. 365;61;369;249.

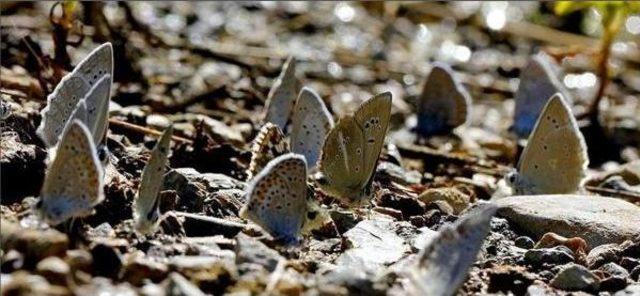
555;1;640;121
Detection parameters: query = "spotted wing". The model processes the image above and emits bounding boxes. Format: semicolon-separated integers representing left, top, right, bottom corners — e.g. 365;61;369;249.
39;120;104;225
353;92;392;189
247;123;290;180
290;87;334;171
409;205;497;296
84;75;112;144
36;77;91;147
517;94;588;194
240;153;307;244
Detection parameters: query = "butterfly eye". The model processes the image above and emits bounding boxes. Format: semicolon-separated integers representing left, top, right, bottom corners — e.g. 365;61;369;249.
35;199;43;209
506;173;517;184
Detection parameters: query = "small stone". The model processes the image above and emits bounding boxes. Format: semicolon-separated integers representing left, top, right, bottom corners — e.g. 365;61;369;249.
35;256;70;286
165;272;207;296
614;284;640;296
1;271;67;295
600;262;630;278
524;246;574;266
600;276;628;292
65;249;93;274
1;219;69;265
1;249;24;272
121;252;169;286
418;187;471;214
235;233;283;272
619;239;640;258
178;212;245;238
587;243;620;269
514;236;535;249
630;265;640;281
90;243;122;279
550;263;599;292
619;257;640;272
426;200;454;216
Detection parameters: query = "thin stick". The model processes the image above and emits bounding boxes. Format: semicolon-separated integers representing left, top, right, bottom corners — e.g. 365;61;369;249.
108;118;193;144
585;186;640;201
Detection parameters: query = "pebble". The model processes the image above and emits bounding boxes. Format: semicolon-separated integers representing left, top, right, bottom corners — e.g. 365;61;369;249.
1;250;24;272
335;220;410;273
550;263;599;292
121;253;169;286
65;249;93;274
165;272;207;296
418;187;471;214
524;246;574;266
35;256;70;286
614;284;640;296
587;243;620;269
235;233;283;272
514;236;535;249
1;219;69;265
177;211;245;238
496;195;640;247
90;243;123;279
600;262;630;278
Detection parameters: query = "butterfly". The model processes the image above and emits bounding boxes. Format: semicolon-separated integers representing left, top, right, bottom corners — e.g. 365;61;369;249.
134;125;173;235
511;52;573;139
318;92;392;206
290;87;334;171
35;120;104;225
408;205;497;296
240;153;308;244
247;122;290;180
83;75;112;145
263;57;299;131
505;93;588;195
37;43;113;147
415;62;471;137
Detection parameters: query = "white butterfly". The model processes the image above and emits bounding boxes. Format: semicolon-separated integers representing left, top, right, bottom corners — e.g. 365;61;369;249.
318;92;392;206
407;205;497;296
506;93;588;195
263;57;299;131
512;53;572;139
36;120;104;225
37;43;113;147
290;87;334;171
240;153;308;244
134;125;173;235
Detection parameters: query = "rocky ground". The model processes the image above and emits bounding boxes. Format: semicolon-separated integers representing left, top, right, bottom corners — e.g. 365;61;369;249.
1;2;640;295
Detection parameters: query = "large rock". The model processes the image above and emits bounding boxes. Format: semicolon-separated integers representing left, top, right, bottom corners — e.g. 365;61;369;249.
495;195;640;247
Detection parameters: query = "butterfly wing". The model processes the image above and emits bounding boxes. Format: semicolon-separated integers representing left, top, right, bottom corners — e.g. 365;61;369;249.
409;205;496;296
71;43;113;87
517;94;588;194
241;153;307;244
512;53;572;138
354;92;392;188
263;57;298;131
290;87;334;171
84;75;112;144
247;123;290;180
416;63;471;136
39;120;104;225
37;77;91;147
319;114;367;201
134;125;173;234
